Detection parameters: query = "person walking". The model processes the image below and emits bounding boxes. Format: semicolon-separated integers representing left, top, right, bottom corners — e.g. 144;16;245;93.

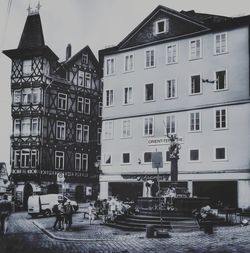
52;202;63;231
88;203;95;225
64;201;73;231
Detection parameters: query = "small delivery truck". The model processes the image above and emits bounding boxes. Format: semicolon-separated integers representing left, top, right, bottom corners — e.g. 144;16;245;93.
28;194;78;218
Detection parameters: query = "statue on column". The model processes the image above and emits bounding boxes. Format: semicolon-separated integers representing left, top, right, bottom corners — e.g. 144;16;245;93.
167;134;181;182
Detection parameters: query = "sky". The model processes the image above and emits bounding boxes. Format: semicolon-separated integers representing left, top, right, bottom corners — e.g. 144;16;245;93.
0;0;250;172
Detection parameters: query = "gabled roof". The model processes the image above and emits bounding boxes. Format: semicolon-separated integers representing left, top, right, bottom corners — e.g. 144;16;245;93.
57;45;101;74
18;13;45;49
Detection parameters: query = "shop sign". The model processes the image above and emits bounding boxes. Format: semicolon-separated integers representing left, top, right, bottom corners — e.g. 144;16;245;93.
148;137;184;146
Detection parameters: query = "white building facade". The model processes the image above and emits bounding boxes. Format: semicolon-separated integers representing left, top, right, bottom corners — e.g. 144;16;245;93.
99;6;250;208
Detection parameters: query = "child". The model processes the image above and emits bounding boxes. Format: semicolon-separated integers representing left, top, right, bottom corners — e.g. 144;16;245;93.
88;203;95;225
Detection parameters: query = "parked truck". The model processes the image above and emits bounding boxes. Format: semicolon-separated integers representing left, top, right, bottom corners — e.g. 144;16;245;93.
28;194;78;218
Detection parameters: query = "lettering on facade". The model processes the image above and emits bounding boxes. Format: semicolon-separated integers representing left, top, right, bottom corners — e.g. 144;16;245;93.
148;137;184;146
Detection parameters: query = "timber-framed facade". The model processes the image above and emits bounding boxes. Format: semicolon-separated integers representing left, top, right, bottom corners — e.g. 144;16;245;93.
3;11;102;207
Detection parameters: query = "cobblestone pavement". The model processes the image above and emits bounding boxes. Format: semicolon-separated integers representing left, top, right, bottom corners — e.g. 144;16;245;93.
0;211;250;253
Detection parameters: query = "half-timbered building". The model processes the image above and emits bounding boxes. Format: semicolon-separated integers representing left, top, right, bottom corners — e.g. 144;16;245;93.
3;9;102;207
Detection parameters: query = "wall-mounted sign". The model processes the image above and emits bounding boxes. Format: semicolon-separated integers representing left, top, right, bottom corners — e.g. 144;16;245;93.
152;152;163;168
148;137;184;146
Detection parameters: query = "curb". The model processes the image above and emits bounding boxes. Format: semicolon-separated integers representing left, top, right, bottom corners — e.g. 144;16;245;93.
32;221;128;242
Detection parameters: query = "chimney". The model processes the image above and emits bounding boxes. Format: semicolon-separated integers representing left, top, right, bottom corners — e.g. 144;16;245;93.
66;43;72;60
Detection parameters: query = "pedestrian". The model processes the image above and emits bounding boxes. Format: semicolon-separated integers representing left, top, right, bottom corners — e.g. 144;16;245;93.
52;202;63;231
64;201;73;231
0;195;12;236
88;203;95;225
101;199;109;224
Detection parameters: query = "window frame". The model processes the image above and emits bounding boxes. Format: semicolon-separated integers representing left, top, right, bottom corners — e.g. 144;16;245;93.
121;152;131;165
190;74;202;95
214;32;228;55
189;38;202;60
105;89;114;107
56;121;66;140
102;153;112;165
76;124;83;142
84;98;91;115
124;53;134;73
143;152;152;164
144;82;155;102
22;59;32;76
155;19;169;35
55;151;64;170
189;148;200;162
123;86;133;105
145;48;155;69
214;147;228;161
13;89;21;104
166;43;178;64
121;119;132;138
105;57;115;76
189;111;201;132
164;114;176;135
77;97;84;113
14;119;21;136
214;69;228;91
58;93;67;110
165;79;177;99
103;121;113;140
143;116;154;137
214;108;228;130
83;125;89;143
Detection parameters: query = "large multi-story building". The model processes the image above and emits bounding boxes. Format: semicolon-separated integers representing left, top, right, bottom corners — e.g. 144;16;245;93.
99;5;250;208
3;9;102;207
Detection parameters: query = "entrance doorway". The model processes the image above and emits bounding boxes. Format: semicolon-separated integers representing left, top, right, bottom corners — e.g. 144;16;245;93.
75;185;84;202
23;183;33;209
193;181;237;208
109;182;143;201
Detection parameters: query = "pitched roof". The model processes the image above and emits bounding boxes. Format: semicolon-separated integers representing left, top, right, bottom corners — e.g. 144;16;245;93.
18;13;45;49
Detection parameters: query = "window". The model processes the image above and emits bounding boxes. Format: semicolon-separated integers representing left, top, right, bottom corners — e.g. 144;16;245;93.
57;121;66;140
83;125;89;143
145;83;154;101
78;70;84;86
23;59;32;75
22;88;32;104
165;79;177;99
82;154;88;171
103;121;113;139
75;153;81;171
214;33;227;54
77;97;84;113
84;98;90;114
13;90;21;104
14;150;20;168
121;119;132;138
32;88;41;104
55;151;64;170
105;57;115;76
122;153;130;164
143;152;152;163
21;149;30;168
21;118;30;136
166;44;177;64
105;89;114;106
190;149;199;161
189;38;202;60
165;114;176;135
215;147;227;160
145;49;155;68
189;112;201;132
103;153;112;165
124;53;134;72
85;73;91;88
82;54;88;65
14;119;21;136
97;128;102;145
165;151;170;162
155;19;168;34
58;93;67;110
123;87;133;105
190;75;201;94
215;70;227;90
215;108;227;129
31;118;39;135
98;102;102;117
76;124;83;142
31;150;38;168
143;117;154;136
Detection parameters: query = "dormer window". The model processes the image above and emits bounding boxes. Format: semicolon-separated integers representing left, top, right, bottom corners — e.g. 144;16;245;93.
23;59;32;76
155;19;169;35
82;54;88;65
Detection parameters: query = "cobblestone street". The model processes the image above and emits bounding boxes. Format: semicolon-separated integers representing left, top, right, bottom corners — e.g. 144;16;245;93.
0;211;250;253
